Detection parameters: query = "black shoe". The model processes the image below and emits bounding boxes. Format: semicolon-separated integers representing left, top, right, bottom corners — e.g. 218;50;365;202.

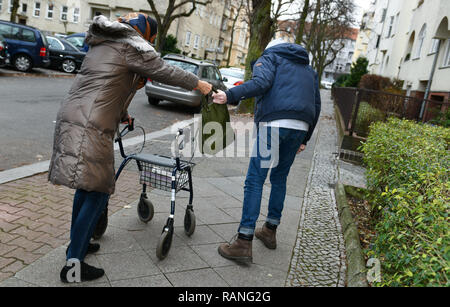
66;243;100;256
60;261;105;283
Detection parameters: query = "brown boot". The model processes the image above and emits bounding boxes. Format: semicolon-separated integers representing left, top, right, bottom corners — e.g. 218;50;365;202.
218;234;253;263
255;223;277;249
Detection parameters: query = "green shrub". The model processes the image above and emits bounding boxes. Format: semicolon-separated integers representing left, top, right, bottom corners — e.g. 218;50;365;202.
343;57;368;87
361;118;450;287
333;74;350;88
354;102;386;137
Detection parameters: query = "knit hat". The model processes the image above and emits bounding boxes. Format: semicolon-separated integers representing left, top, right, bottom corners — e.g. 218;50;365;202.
118;13;158;42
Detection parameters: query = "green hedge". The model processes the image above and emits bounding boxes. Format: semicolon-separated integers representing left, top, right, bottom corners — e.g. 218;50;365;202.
361;118;450;287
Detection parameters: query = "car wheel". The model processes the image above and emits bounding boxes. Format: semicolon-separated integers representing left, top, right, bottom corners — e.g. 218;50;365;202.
62;59;76;73
148;97;160;106
14;55;32;72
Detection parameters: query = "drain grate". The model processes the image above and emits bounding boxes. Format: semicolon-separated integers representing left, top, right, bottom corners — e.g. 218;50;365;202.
338;149;364;164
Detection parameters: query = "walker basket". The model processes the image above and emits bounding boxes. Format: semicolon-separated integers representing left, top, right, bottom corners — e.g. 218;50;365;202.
139;158;195;192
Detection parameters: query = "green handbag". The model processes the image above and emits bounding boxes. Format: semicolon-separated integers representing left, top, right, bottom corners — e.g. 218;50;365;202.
200;92;235;155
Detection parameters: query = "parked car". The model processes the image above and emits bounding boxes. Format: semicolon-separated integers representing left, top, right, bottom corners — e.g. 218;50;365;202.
145;54;227;112
46;36;86;73
65;33;89;52
0;20;50;72
0;33;10;67
219;67;245;89
321;80;333;90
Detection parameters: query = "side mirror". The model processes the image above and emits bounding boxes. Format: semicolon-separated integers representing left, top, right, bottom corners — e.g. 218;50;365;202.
222;77;228;82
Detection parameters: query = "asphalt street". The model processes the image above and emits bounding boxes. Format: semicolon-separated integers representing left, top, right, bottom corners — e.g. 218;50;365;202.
0;76;197;171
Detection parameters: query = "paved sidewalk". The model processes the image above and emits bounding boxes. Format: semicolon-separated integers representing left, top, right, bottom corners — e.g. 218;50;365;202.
0;91;346;287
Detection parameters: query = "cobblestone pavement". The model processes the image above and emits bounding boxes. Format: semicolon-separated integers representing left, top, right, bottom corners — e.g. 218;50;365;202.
286;91;347;287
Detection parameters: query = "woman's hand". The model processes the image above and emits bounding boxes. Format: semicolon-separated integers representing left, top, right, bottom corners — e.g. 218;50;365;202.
197;80;213;95
212;90;227;104
297;144;306;154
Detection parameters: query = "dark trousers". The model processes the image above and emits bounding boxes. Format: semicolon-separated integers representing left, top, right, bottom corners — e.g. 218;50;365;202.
66;189;108;261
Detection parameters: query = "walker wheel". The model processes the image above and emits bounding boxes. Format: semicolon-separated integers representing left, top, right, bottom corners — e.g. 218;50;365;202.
93;206;108;240
184;208;196;237
137;197;154;223
156;226;173;260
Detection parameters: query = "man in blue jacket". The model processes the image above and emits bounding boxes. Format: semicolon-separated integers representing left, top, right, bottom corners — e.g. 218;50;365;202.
213;38;321;263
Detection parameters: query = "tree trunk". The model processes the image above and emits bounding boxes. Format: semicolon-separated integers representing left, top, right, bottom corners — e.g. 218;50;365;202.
305;0;320;53
226;2;243;67
295;0;309;45
237;0;274;114
10;0;20;23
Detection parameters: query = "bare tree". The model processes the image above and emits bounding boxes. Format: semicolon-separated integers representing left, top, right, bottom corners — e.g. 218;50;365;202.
147;0;212;51
295;0;355;83
10;0;20;23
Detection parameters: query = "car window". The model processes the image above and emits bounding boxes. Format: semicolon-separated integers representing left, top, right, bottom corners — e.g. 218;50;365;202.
164;59;198;75
202;67;219;80
47;37;64;50
66;37;84;48
0;24;12;38
21;29;36;43
11;26;21;40
40;31;48;46
61;39;78;52
214;68;222;81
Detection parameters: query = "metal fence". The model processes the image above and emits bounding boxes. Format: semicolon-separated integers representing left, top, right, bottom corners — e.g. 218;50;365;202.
332;87;449;138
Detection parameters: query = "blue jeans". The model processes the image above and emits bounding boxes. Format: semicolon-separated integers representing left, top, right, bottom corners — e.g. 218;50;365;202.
239;127;307;236
67;189;109;261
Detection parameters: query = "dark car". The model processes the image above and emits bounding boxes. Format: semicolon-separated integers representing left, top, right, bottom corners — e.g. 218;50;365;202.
0;20;50;72
0;33;10;66
145;54;227;112
65;33;89;52
46;36;86;73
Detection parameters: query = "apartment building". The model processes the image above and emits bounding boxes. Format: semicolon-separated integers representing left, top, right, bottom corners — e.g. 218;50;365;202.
0;0;153;34
0;0;250;67
219;0;249;67
358;0;450;102
171;0;249;67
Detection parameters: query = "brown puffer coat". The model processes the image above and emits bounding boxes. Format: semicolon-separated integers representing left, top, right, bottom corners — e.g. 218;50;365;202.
48;16;199;195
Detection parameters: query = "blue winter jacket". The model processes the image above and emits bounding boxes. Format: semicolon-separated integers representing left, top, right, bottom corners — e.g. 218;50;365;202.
225;43;321;145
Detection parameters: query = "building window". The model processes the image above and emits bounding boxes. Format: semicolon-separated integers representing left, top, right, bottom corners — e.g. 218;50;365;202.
185;31;191;46
0;0;3;12
7;0;12;13
444;39;450;67
21;3;27;13
194;34;200;49
429;39;440;54
201;35;205;48
33;2;41;17
46;4;53;19
414;24;426;59
73;7;80;23
61;5;68;21
386;16;394;38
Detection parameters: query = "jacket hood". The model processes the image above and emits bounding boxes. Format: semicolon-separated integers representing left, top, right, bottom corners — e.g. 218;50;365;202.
85;15;155;53
264;43;310;65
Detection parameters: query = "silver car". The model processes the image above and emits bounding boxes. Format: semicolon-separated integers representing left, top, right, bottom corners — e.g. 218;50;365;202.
145;54;227;112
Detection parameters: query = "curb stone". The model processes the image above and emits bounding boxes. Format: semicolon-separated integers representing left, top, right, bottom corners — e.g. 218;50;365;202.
335;182;368;287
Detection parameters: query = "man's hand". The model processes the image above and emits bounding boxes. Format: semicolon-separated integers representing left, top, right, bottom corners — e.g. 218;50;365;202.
197;80;213;95
212;90;227;104
297;144;306;154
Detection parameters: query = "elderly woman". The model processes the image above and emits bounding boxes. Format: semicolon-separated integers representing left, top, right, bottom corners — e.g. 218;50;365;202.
49;13;212;283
